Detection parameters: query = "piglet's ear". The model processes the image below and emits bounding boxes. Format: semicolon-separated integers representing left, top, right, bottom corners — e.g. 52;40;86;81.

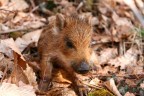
56;14;66;31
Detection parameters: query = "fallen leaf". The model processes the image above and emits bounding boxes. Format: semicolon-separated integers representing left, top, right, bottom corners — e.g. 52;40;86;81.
99;48;118;64
0;0;29;11
10;52;29;84
104;78;122;96
115;25;133;39
112;12;133;27
140;81;144;89
126;65;143;74
125;79;136;87
108;48;138;69
23;64;37;88
0;53;14;71
89;78;100;86
0;38;26;69
0;82;36;96
0;71;3;78
0;0;9;6
47;87;76;96
124;92;135;96
0;39;13;58
0;38;25;59
15;29;42;52
52;69;72;84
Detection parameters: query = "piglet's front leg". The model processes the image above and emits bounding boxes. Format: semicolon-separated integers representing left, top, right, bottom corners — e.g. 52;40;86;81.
52;55;88;96
38;54;53;92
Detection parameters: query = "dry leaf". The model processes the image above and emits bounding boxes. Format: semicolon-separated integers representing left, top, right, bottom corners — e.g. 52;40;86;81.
0;38;25;60
0;0;9;6
140;81;144;89
125;79;136;87
0;0;29;11
89;78;100;86
0;71;3;78
112;12;133;27
52;82;70;88
11;0;29;10
126;65;143;74
0;39;13;58
104;78;122;96
115;25;133;39
124;92;135;96
10;52;29;84
47;87;76;96
0;38;26;68
99;48;118;64
108;48;138;69
0;38;23;59
12;12;46;29
0;53;14;71
23;64;37;88
99;66;117;75
59;0;76;16
0;82;36;96
52;71;71;84
124;0;144;27
15;29;42;52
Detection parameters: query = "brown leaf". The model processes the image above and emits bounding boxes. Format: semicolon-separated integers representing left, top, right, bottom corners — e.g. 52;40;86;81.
125;79;136;87
104;78;122;96
99;48;118;64
0;82;36;96
0;53;14;71
10;52;29;84
89;78;100;86
52;69;72;84
112;12;133;27
47;87;76;96
15;29;42;52
0;38;26;69
140;81;144;89
0;0;9;6
124;92;135;96
0;70;3;78
0;0;29;11
23;65;38;88
108;48;138;69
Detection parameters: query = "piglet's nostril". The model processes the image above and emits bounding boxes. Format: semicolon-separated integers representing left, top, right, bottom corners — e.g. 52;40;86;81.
77;61;90;74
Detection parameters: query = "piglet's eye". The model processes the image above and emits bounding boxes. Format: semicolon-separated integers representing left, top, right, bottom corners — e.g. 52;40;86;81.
66;41;74;48
65;37;74;49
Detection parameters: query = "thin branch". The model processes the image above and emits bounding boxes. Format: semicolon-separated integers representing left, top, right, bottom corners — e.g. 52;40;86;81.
0;27;42;34
124;0;144;28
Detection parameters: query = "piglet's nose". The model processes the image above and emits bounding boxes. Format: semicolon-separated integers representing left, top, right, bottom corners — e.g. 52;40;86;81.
77;61;90;74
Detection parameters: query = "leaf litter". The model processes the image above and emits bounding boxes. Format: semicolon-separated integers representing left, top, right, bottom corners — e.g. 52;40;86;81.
0;0;144;96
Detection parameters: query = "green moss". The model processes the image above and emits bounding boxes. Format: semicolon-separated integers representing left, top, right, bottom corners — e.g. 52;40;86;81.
140;29;144;37
88;89;115;96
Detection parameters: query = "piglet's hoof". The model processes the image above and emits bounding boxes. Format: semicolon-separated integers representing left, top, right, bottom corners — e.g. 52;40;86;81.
38;79;52;92
79;86;89;96
73;80;88;96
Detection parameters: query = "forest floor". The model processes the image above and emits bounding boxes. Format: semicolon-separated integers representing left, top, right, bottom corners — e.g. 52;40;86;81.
0;0;144;96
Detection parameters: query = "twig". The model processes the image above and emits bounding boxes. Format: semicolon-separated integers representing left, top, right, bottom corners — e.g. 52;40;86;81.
29;0;36;9
82;82;103;89
30;5;39;13
92;73;144;79
76;0;86;11
124;0;144;28
0;8;16;13
0;27;42;34
135;0;144;14
30;2;54;15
